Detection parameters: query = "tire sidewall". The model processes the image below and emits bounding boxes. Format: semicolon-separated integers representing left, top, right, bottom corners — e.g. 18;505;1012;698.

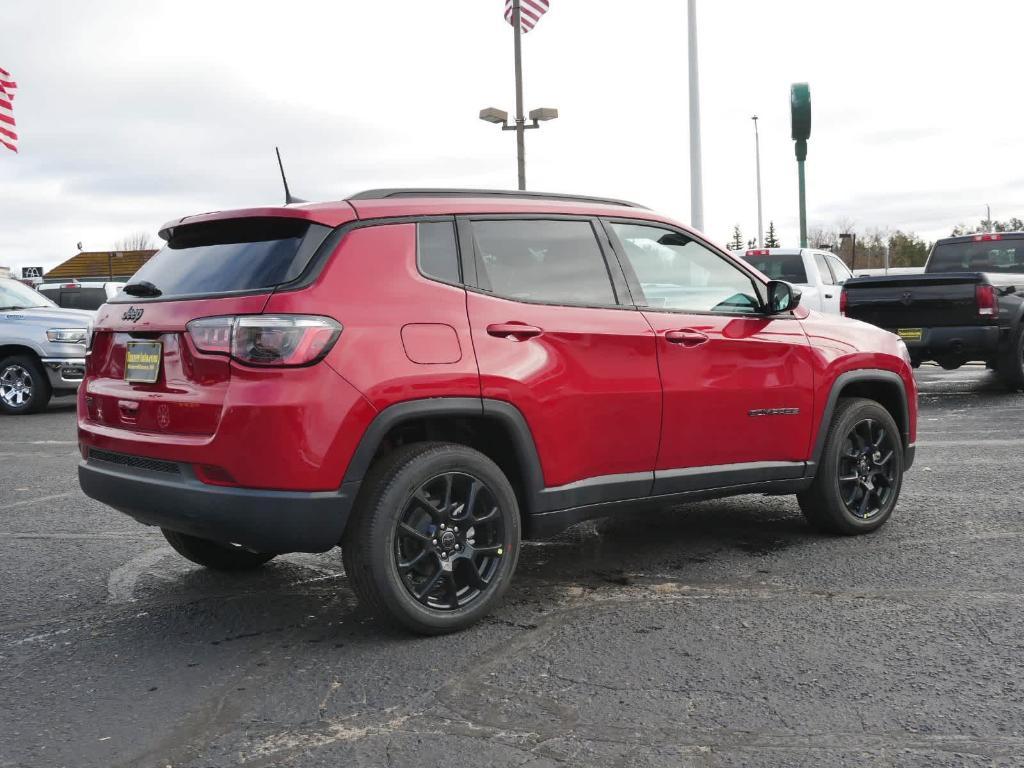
821;401;904;533
366;447;521;633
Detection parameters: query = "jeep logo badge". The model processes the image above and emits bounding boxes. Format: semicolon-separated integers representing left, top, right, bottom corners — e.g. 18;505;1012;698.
122;307;144;323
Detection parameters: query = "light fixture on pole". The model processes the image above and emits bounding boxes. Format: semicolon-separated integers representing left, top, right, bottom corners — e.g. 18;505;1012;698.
480;0;557;191
839;232;857;271
752;115;763;248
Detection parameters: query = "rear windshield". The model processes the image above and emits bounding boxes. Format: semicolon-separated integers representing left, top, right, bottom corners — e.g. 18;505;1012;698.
59;288;108;310
928;238;1024;274
740;253;808;283
119;218;330;300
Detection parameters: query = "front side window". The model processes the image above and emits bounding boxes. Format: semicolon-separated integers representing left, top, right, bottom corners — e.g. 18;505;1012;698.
471;219;616;306
610;223;762;314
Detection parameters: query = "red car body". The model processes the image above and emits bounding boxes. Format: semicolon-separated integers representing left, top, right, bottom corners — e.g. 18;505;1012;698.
78;192;917;554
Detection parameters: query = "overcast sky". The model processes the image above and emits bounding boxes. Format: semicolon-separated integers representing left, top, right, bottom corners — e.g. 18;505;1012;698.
2;0;1022;274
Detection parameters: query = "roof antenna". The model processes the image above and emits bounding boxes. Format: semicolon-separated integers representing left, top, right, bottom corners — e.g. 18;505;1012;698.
275;146;306;205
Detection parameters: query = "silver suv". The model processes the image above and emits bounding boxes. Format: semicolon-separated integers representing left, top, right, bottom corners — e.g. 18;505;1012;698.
0;278;93;414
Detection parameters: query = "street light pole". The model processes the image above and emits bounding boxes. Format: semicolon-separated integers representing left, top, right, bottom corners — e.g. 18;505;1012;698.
687;0;704;231
752;115;763;247
512;0;526;190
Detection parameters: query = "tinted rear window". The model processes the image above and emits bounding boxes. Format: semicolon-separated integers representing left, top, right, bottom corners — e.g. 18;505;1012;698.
928;238;1024;274
741;253;808;283
121;218;330;300
60;288;108;310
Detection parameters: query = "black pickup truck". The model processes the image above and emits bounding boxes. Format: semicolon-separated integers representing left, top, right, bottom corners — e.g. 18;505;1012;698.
842;233;1024;388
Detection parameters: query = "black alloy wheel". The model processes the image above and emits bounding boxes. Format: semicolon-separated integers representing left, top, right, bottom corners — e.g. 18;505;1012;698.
395;472;506;610
798;397;904;535
836;417;898;521
343;442;521;634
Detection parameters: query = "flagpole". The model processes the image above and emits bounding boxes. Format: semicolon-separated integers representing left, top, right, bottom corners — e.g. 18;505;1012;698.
513;0;526;190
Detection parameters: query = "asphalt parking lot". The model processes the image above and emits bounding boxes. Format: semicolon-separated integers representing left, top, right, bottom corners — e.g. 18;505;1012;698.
2;366;1023;768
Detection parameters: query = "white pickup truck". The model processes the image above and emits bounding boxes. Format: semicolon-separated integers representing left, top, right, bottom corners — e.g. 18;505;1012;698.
733;247;853;315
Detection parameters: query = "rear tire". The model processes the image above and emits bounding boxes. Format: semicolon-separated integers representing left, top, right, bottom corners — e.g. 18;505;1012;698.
0;354;52;415
342;442;521;635
798;398;904;535
997;326;1024;391
161;529;276;571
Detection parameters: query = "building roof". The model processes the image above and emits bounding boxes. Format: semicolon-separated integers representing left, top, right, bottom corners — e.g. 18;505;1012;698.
44;250;157;280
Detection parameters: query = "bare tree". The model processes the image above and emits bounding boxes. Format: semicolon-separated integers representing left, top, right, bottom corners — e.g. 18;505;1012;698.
113;231;156;251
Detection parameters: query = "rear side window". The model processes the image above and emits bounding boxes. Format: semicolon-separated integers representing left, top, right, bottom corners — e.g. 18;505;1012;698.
471;220;616;306
742;253;808;283
121;218;329;300
417;221;461;284
928;238;1024;274
826;255;853;283
814;253;835;285
60;288;108;310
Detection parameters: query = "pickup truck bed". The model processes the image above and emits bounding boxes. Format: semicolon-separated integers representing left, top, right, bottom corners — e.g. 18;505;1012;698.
841;233;1024;387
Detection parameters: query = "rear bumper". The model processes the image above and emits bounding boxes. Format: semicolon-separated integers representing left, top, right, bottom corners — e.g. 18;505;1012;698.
899;325;1000;363
78;454;358;553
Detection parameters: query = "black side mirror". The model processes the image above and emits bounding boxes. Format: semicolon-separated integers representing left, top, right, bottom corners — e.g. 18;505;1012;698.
766;280;802;314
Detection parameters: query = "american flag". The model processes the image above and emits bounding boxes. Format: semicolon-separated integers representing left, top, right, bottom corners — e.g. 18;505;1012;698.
504;0;549;33
0;66;17;153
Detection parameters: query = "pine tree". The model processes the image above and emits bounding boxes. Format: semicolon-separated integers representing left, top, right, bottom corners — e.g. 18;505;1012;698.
765;221;780;248
728;225;744;250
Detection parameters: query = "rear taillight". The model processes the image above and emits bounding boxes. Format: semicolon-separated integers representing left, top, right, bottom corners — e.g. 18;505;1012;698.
746;249;771;256
976;284;997;319
839;288;848;316
187;315;342;367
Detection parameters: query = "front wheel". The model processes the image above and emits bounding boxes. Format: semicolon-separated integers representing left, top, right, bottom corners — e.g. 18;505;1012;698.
0;355;52;415
798;397;904;535
161;529;277;571
342;442;521;635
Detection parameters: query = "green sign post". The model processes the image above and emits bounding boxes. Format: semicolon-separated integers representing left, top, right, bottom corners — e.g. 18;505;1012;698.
791;83;811;248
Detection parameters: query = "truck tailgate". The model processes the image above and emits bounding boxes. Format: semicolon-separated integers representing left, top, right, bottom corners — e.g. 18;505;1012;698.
843;273;983;329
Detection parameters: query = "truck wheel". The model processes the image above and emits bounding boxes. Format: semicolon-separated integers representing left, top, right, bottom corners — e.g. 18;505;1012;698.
798;398;904;535
161;529;277;570
0;354;52;415
997;328;1024;391
342;442;521;635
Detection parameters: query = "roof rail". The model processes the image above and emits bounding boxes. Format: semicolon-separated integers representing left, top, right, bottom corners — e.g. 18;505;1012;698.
347;188;649;209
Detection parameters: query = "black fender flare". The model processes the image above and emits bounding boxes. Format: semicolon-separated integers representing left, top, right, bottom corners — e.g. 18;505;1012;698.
810;369;913;471
340;397;545;515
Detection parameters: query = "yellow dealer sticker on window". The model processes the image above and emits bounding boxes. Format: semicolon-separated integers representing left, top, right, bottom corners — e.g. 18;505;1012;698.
125;341;162;383
896;328;923;342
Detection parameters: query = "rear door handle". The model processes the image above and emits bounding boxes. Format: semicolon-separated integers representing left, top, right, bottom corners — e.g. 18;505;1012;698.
486;322;543;341
665;328;709;346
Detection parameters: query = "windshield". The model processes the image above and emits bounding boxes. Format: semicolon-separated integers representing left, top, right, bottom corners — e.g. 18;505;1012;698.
928;238;1024;274
0;279;57;310
740;253;808;283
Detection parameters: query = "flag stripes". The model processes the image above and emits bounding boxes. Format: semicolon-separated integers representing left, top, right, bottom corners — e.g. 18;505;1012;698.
0;66;17;153
504;0;549;33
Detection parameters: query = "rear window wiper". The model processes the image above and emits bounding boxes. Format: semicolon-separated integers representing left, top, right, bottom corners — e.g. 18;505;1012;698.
122;281;162;297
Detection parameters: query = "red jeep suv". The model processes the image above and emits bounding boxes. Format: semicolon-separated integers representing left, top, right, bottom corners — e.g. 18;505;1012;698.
78;189;917;634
